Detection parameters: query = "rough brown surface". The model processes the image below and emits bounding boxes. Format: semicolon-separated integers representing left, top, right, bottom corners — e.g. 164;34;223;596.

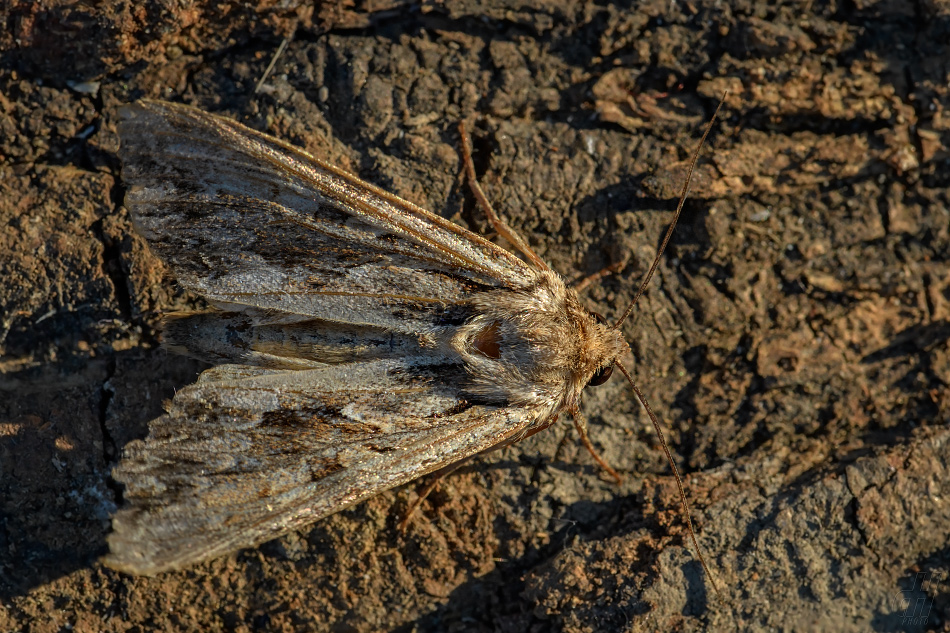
2;1;949;631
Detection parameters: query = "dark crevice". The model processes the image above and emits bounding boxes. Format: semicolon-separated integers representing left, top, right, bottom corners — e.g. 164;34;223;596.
98;357;128;520
98;357;118;465
96;112;135;321
95;215;134;324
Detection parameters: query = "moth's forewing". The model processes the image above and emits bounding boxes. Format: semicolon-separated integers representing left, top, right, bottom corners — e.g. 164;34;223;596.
107;361;544;574
118;100;536;312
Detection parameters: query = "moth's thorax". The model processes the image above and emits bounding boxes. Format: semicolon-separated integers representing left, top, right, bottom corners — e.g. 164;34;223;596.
450;269;627;408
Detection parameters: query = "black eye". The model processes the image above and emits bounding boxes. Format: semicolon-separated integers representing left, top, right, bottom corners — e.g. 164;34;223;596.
587;364;613;386
586;312;613;386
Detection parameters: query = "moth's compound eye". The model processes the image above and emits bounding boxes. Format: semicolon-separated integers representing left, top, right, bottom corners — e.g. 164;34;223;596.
591;311;608;326
587;364;613;386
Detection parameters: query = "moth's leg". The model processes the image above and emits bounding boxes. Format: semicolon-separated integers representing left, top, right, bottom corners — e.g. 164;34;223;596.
459;122;551;271
397;460;468;531
530;423;573;483
399;414;566;529
531;412;623;483
572;262;626;293
573;413;623;484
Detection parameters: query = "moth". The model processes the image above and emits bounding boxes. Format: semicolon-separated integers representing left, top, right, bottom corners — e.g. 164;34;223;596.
107;99;720;583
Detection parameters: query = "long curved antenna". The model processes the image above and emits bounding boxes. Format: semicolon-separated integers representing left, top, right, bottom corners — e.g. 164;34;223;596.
615;360;724;603
613;95;727;329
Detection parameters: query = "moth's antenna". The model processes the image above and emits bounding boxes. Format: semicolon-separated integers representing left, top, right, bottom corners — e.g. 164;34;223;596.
609;95;729;603
612;94;727;330
614;360;724;603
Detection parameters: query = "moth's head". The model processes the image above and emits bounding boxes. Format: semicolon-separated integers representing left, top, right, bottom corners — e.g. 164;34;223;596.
566;308;630;405
581;311;627;389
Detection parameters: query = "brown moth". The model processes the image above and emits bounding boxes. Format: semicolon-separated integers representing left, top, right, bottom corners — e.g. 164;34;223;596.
107;99;719;583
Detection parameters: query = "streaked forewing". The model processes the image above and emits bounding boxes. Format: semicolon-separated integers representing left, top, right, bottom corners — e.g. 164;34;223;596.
118;100;536;333
106;359;546;575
